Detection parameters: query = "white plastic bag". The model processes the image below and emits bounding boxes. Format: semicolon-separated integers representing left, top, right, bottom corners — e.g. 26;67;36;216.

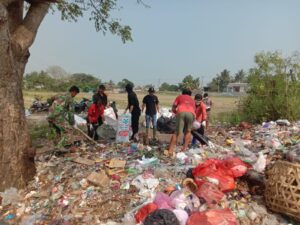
253;152;266;173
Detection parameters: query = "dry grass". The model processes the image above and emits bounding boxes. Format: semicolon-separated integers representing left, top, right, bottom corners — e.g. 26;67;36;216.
23;90;239;119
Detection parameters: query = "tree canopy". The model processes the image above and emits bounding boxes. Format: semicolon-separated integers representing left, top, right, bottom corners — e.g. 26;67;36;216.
179;75;200;90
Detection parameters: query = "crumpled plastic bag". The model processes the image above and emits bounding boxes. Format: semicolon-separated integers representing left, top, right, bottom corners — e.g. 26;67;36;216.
169;188;200;213
187;208;237;225
172;209;189;225
143;209;180;225
135;203;158;223
253;152;266;173
195;182;224;208
192;159;236;192
154;192;173;210
222;157;251;178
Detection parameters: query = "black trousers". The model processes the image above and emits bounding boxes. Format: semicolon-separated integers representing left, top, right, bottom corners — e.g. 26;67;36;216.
131;113;140;139
87;123;99;140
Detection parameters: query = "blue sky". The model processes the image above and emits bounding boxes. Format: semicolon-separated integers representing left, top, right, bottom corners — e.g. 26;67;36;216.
27;0;300;85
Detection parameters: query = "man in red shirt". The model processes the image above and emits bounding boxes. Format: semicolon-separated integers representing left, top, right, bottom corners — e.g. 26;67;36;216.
192;94;207;145
87;98;105;140
168;89;195;154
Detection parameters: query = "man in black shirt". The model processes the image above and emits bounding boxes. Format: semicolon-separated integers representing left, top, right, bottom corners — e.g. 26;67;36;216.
142;87;160;140
124;83;141;141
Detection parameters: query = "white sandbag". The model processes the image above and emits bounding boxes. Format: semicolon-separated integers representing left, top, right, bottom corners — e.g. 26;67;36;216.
75;115;87;126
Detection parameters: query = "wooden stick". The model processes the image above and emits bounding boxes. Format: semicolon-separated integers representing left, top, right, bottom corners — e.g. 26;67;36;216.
74;126;99;145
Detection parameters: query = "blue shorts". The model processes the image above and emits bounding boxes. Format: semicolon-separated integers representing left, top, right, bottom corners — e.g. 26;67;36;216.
145;114;157;128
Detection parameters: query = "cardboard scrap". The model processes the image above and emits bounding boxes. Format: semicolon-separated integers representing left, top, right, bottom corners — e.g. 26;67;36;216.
73;157;95;166
106;168;125;176
108;158;126;168
87;171;109;187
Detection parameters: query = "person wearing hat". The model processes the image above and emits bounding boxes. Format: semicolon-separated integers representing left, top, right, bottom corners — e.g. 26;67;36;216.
124;83;141;141
142;87;160;141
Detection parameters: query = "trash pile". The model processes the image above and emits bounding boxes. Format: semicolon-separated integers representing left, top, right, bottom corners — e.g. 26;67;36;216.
29;98;50;113
0;120;299;225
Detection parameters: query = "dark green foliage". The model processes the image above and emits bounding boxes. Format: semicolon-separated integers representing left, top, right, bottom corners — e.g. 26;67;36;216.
52;0;137;43
159;82;179;92
233;69;247;83
179;75;200;90
23;71;100;92
117;78;134;89
241;52;300;122
208;69;232;92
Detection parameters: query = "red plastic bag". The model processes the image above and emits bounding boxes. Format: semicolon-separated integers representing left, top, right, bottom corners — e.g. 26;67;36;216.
222;157;251;178
187;208;237;225
195;182;224;208
192;159;222;178
135;203;158;223
193;159;235;192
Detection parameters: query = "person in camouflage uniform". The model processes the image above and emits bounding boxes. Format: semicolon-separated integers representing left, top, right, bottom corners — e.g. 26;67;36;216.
47;86;80;147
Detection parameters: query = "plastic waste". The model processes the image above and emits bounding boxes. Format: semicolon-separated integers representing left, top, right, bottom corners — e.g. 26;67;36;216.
286;149;300;163
253;152;266;173
134;203;158;223
0;187;20;206
187;208;237;225
276;119;291;126
222;157;251;178
20;214;43;225
235;139;257;163
195;182;224;208
176;152;189;164
172;209;189;225
116;114;131;143
4;214;15;221
193;121;201;130
192;159;236;192
271;138;282;150
137;156;158;168
154;192;173;210
182;178;198;193
143;209;180;225
169;188;200;213
131;175;159;197
74;114;87;126
122;212;135;225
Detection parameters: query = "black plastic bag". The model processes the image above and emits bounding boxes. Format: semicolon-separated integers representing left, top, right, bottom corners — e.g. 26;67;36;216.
157;117;176;134
143;209;180;225
191;130;209;145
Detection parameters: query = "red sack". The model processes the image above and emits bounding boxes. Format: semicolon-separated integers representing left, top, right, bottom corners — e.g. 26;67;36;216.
195;182;224;208
193;159;235;192
192;159;222;178
187;208;237;225
222;157;251;178
135;203;158;223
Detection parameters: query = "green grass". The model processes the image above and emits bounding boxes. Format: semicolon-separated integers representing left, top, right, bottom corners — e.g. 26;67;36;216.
23;90;239;121
213;111;246;125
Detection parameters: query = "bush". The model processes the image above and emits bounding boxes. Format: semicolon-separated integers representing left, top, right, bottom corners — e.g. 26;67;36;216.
241;52;300;123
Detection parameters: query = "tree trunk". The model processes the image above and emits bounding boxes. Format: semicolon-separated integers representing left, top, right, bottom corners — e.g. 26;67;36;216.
0;3;35;191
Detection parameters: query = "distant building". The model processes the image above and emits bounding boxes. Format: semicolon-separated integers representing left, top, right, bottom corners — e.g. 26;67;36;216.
227;83;248;93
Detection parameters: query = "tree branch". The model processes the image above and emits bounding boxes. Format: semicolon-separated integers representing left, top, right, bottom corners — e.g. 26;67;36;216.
11;1;49;57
